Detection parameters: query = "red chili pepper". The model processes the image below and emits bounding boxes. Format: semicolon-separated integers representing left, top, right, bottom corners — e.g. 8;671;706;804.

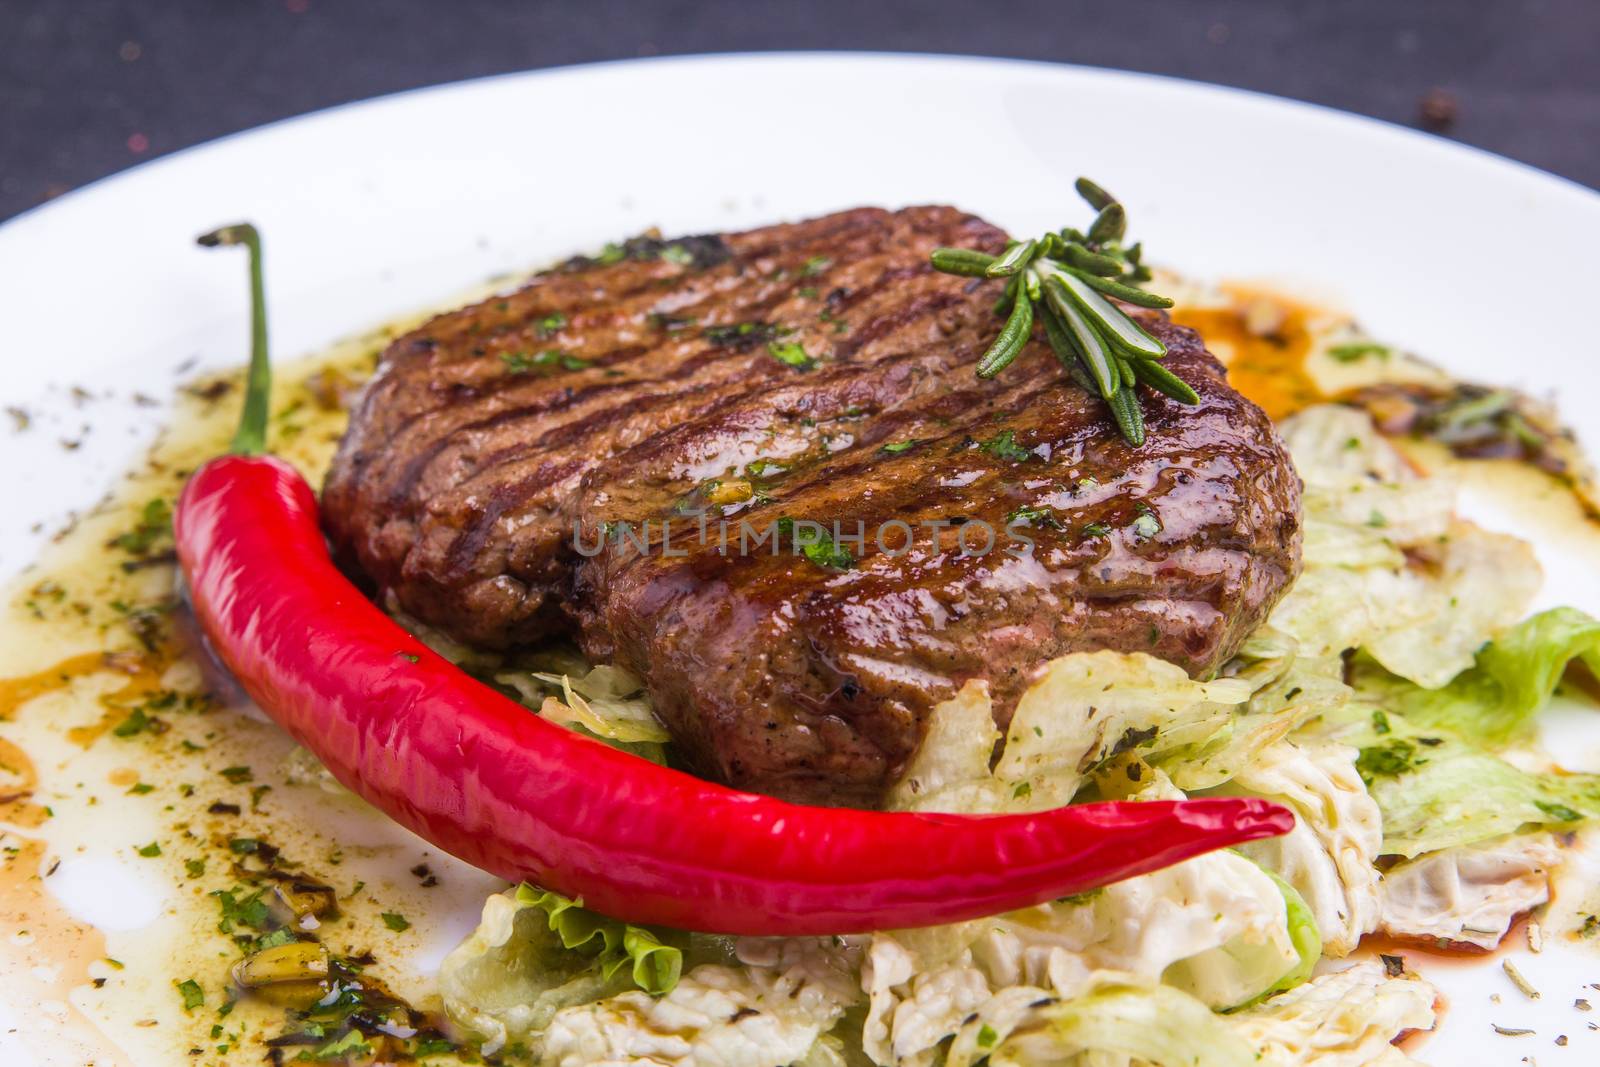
174;224;1293;936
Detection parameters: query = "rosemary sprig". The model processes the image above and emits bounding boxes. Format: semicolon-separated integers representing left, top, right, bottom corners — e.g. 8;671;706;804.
930;178;1197;447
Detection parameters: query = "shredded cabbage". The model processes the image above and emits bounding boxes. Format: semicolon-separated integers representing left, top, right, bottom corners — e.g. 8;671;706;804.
1379;833;1560;949
1257;866;1321;1000
1227;960;1437;1066
541;958;853;1067
1214;740;1382;957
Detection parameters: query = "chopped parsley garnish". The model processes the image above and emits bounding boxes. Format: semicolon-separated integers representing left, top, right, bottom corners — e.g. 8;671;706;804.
1371;709;1391;735
767;341;817;371
501;351;536;373
228;837;262;855
800;255;832;277
381;912;412;933
1011;782;1032;800
111;499;173;556
1326;341;1390;363
537;350;588;371
1006;505;1059;528
136;841;161;857
503;349;587;374
703;321;780;347
1355;739;1422;781
176;978;204;1011
185;858;206;878
1535;800;1584;823
220;765;253;784
1080;522;1112;538
305;1030;373;1061
1129;504;1162;540
979;430;1031;462
126;782;154;795
253;927;298;952
536;312;567;337
880;439;921;455
659;244;695;266
777;518;855;570
977;1023;999;1048
212;887;270;932
112;708;149;737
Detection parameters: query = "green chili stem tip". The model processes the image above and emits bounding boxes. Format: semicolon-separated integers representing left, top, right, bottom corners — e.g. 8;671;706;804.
198;223;271;456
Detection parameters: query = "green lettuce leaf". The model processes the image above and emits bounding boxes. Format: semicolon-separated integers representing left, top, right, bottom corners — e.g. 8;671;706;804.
438;886;685;1052
1351;721;1600;857
1352;607;1600;749
516;886;682;994
1255;867;1321;1002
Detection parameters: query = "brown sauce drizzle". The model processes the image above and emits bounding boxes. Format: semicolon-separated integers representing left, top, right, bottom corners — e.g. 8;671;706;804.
1171;296;1324;422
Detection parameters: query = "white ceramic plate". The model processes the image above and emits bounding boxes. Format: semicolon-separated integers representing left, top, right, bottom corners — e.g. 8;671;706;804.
2;54;1598;1065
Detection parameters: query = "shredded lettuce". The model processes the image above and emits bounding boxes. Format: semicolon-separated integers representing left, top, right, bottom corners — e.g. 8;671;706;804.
1272;406;1541;688
1168;636;1351;793
1352;606;1600;748
516;886;683;993
544;956;856;1067
988;975;1256;1067
424;318;1580;1067
437;886;685;1054
496;662;672;762
1342;712;1600;857
890;652;1248;813
1227;960;1437;1066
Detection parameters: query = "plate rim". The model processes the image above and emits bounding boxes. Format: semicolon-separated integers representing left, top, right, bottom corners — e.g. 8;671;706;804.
3;49;1595;244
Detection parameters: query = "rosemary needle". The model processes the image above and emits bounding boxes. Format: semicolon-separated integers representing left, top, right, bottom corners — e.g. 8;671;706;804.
986;238;1036;278
977;288;1034;378
929;177;1199;447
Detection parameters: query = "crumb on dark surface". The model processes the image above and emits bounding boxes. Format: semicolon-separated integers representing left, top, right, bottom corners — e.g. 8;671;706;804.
1418;87;1459;131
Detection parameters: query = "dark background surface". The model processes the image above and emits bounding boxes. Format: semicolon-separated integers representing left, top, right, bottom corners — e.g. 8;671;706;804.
3;0;1597;223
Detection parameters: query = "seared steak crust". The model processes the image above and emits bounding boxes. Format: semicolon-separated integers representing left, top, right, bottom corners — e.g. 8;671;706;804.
323;206;1302;806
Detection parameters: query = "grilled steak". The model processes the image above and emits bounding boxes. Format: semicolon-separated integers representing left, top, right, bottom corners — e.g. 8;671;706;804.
323;206;1302;806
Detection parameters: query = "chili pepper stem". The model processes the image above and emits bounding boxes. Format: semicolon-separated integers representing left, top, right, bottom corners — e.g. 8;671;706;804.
198;223;271;456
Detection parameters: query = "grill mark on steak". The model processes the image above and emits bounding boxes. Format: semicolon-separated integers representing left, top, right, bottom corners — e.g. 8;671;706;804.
323;206;1303;806
365;223;936;522
424;266;993;572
